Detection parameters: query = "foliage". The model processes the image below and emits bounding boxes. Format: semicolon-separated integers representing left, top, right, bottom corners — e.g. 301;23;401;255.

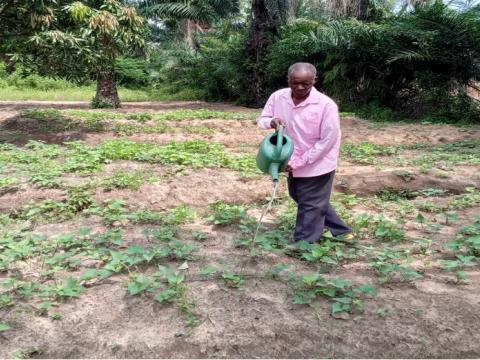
116;57;150;88
290;272;376;315
3;0;146;107
140;0;239;24
342;141;398;164
374;216;406;242
268;2;480;122
209;202;247;226
437;217;480;280
147;30;246;101
368;247;423;283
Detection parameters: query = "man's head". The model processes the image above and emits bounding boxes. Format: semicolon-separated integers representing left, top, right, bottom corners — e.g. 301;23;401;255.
287;62;317;99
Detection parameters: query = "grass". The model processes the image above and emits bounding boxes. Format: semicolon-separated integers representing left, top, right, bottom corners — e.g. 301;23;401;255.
0;85;204;102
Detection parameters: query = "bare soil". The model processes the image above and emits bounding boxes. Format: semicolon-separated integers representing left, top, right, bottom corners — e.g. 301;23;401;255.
0;102;479;358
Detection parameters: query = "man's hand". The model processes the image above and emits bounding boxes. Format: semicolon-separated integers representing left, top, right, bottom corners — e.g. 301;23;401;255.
284;165;293;173
270;118;286;130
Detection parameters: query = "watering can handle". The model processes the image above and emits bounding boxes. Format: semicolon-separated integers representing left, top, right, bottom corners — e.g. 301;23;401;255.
275;126;284;158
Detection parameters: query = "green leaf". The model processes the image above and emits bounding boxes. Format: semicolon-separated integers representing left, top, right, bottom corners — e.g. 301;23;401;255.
302;274;321;286
80;269;99;281
456;271;468;281
320;256;337;265
356;283;377;296
199;266;217;275
127;274;150;295
292;292;315;305
155;289;177;303
333;297;352;304
0;323;12;332
331;302;349;314
167;273;185;285
127;245;146;254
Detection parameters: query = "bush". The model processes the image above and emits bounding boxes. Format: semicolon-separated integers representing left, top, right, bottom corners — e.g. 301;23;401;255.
265;2;480;122
116;57;150;88
148;25;246;102
0;63;79;90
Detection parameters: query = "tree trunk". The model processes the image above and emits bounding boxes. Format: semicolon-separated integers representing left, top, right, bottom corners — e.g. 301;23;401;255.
326;0;374;19
243;0;283;107
94;69;120;108
184;20;200;49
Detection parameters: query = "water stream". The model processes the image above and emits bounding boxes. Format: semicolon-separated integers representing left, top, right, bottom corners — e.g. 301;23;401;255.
252;180;279;244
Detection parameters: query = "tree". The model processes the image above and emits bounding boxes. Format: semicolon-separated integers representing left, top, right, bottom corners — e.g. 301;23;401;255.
2;0;145;108
139;0;240;47
243;0;294;106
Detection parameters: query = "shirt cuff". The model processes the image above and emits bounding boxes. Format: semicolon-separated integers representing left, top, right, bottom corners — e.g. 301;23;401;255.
288;155;305;170
257;117;273;130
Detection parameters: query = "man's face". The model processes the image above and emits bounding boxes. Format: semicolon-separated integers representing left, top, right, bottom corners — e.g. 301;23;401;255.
288;70;316;99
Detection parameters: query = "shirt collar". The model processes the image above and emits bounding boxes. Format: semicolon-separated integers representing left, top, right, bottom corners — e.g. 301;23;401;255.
283;87;321;108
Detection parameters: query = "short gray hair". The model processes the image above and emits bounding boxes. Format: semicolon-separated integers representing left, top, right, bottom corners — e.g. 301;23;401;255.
288;62;317;78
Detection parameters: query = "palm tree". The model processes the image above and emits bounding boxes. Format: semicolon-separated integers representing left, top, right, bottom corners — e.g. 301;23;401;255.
244;0;294;106
140;0;240;47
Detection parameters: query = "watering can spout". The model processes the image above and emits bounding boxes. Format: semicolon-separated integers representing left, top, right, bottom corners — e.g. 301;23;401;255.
268;162;280;182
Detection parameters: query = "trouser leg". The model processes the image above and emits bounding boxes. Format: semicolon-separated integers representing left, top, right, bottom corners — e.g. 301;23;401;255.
287;171;351;242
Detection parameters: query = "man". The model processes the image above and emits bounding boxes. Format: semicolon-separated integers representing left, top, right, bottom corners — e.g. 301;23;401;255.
257;62;352;243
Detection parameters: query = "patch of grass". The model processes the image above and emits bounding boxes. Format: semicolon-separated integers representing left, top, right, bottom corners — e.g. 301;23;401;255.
418;188;480;213
0;86;203;102
183;125;215;135
410;140;480;168
0;177;19;187
154;109;256;122
342;142;398;165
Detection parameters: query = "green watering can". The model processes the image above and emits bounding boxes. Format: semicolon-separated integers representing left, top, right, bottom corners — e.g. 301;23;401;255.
256;127;294;182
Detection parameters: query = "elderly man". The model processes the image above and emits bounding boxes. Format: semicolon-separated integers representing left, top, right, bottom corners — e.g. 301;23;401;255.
257;62;352;243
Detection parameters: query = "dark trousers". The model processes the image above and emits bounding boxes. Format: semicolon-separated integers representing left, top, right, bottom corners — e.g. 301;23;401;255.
288;170;351;243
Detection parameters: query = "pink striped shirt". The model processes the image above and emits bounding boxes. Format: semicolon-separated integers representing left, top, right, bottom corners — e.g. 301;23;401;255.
257;87;341;178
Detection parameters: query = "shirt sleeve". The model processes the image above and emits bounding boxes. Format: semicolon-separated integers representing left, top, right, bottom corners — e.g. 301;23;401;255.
288;102;340;169
256;93;275;130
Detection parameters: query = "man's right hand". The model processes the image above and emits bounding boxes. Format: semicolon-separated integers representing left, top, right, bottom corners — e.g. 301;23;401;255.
270;118;286;130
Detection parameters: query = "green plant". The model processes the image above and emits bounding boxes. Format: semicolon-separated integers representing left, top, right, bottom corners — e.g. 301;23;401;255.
191;230;210;242
374;217;405;242
125;112;153;122
87;199;129;226
342;142;398;165
51;312;62;321
104;171;145;191
221;270;243;288
287;237;357;265
30;171;62;189
290;272;376;316
368;247;422;283
0;323;12;332
438;218;480;280
209;202;247;226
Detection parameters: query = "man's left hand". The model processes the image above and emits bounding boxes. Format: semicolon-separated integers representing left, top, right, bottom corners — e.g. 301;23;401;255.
285;165;293;173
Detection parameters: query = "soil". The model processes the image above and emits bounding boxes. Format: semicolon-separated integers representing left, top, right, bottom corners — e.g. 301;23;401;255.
0;101;479;358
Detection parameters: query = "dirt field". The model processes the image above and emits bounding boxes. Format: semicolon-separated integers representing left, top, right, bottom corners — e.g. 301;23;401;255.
0;102;479;358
